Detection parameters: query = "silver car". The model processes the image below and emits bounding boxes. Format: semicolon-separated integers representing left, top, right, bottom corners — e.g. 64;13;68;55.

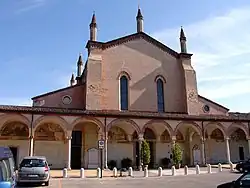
16;156;51;186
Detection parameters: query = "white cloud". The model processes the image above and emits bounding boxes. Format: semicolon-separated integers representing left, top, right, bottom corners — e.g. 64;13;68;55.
16;0;46;14
152;6;250;111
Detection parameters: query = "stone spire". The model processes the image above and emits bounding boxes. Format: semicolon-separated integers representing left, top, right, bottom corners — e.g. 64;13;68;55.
89;13;97;41
136;7;143;33
70;73;75;86
77;53;83;77
180;27;187;53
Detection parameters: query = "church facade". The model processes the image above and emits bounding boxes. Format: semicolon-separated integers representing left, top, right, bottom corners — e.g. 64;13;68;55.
0;8;250;170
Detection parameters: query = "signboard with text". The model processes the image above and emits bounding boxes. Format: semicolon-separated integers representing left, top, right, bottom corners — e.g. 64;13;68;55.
98;139;105;149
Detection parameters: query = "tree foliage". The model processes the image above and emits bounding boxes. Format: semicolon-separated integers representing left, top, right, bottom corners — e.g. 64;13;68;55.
172;143;182;165
141;140;150;165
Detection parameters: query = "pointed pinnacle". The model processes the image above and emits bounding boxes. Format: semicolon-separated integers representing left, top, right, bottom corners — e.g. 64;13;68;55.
77;53;83;65
180;26;186;40
136;8;143;19
90;13;97;28
71;73;75;81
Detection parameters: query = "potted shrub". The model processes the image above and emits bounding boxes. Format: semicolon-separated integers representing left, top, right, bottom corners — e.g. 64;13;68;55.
121;158;132;169
141;140;150;168
161;157;171;168
172;143;182;169
108;160;117;170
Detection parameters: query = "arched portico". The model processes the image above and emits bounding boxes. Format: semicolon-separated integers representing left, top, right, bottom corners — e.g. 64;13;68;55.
204;122;227;164
174;121;203;165
141;120;173;168
107;118;140;169
70;117;104;169
227;123;249;163
0;120;30;166
33;120;67;169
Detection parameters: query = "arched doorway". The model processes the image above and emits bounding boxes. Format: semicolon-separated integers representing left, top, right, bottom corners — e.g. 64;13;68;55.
229;128;248;162
174;122;202;165
71;118;103;169
0;121;29;166
144;128;156;168
34;123;66;169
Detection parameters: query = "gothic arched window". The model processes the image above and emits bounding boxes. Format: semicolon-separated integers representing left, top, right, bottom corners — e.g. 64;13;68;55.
157;79;165;112
120;75;129;110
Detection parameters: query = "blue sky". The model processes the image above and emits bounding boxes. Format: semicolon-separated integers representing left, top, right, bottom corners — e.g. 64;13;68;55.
1;0;250;112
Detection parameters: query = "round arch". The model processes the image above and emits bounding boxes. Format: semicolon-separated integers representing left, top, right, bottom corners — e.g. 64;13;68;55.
107;118;140;135
142;119;174;137
33;116;68;136
71;117;104;132
204;122;227;139
0;114;30;130
227;123;249;139
174;121;202;136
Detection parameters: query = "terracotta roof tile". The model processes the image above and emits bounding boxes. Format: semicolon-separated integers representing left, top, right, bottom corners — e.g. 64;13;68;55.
0;105;249;122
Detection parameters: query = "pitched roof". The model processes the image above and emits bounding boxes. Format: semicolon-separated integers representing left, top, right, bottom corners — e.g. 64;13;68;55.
0;105;249;122
86;32;193;59
31;84;83;100
198;95;229;111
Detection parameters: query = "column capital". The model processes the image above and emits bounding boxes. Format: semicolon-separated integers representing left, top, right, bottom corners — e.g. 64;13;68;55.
225;137;230;141
200;137;205;143
171;136;176;141
138;133;144;141
29;135;34;139
66;136;72;140
127;135;132;142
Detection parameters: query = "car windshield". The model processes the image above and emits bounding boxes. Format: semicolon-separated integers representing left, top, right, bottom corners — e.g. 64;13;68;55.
20;159;46;168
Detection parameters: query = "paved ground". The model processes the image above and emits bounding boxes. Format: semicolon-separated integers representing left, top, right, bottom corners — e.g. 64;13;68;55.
16;171;242;188
49;167;226;178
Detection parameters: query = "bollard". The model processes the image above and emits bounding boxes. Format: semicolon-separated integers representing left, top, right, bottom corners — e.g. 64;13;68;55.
184;165;188;175
218;163;222;172
128;167;133;176
207;164;212;174
158;167;162;177
80;168;85;178
113;167;117;177
230;162;234;172
63;168;67;178
97;168;101;178
195;165;200;174
144;167;148;177
171;166;176;176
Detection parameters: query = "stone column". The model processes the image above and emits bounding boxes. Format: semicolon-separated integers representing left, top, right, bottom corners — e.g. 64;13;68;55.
104;132;108;169
138;133;144;171
225;137;231;163
66;136;72;170
247;139;250;157
29;128;34;156
29;135;34;156
200;137;205;165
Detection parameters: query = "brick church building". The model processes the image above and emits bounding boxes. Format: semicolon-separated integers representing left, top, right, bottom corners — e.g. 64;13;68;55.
0;8;249;170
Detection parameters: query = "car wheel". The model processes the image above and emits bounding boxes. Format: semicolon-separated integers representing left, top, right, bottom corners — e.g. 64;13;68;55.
45;181;49;186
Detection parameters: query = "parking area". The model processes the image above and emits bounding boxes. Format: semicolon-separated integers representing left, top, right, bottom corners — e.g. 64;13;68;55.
16;171;242;188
